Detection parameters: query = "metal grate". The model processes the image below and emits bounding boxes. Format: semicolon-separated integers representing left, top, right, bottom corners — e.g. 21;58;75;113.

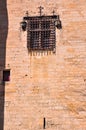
27;16;56;50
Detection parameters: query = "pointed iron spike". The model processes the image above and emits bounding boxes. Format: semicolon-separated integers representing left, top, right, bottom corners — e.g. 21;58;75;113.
52;10;55;15
26;11;29;17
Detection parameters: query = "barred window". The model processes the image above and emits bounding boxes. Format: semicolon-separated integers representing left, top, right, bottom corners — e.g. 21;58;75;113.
27;16;56;50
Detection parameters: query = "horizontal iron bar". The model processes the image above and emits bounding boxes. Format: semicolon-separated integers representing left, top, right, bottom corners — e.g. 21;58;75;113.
24;15;59;20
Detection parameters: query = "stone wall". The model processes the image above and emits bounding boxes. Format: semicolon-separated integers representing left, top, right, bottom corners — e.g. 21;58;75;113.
0;0;86;130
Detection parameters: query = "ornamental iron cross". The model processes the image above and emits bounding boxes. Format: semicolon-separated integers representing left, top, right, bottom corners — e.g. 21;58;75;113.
38;6;44;16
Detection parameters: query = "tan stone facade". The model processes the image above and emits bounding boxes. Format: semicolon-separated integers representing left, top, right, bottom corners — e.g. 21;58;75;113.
0;0;86;130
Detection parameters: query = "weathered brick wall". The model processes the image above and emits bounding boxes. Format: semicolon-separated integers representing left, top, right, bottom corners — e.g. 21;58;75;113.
0;0;86;130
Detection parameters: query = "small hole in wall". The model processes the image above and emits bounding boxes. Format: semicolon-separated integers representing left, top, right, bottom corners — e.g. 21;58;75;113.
43;117;46;129
3;69;10;82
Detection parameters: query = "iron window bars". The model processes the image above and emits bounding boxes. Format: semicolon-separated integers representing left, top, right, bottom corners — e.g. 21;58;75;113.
24;15;57;51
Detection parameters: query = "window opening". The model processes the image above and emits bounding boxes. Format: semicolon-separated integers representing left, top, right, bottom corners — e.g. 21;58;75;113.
21;8;62;52
3;70;10;82
27;16;56;51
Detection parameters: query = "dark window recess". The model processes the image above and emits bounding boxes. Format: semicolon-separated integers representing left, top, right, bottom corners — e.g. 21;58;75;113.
30;31;40;49
41;31;51;49
30;21;39;29
27;16;56;50
41;21;50;29
3;70;10;81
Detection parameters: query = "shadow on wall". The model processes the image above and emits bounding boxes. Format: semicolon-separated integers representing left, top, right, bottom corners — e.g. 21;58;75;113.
0;0;8;130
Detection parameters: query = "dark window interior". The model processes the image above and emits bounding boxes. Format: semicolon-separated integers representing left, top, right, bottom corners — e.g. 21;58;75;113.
41;21;50;29
30;21;39;29
3;70;10;81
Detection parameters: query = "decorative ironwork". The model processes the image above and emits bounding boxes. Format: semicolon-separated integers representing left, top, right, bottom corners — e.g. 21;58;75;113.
38;6;44;16
26;11;29;17
27;16;57;50
52;10;55;15
20;7;62;51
